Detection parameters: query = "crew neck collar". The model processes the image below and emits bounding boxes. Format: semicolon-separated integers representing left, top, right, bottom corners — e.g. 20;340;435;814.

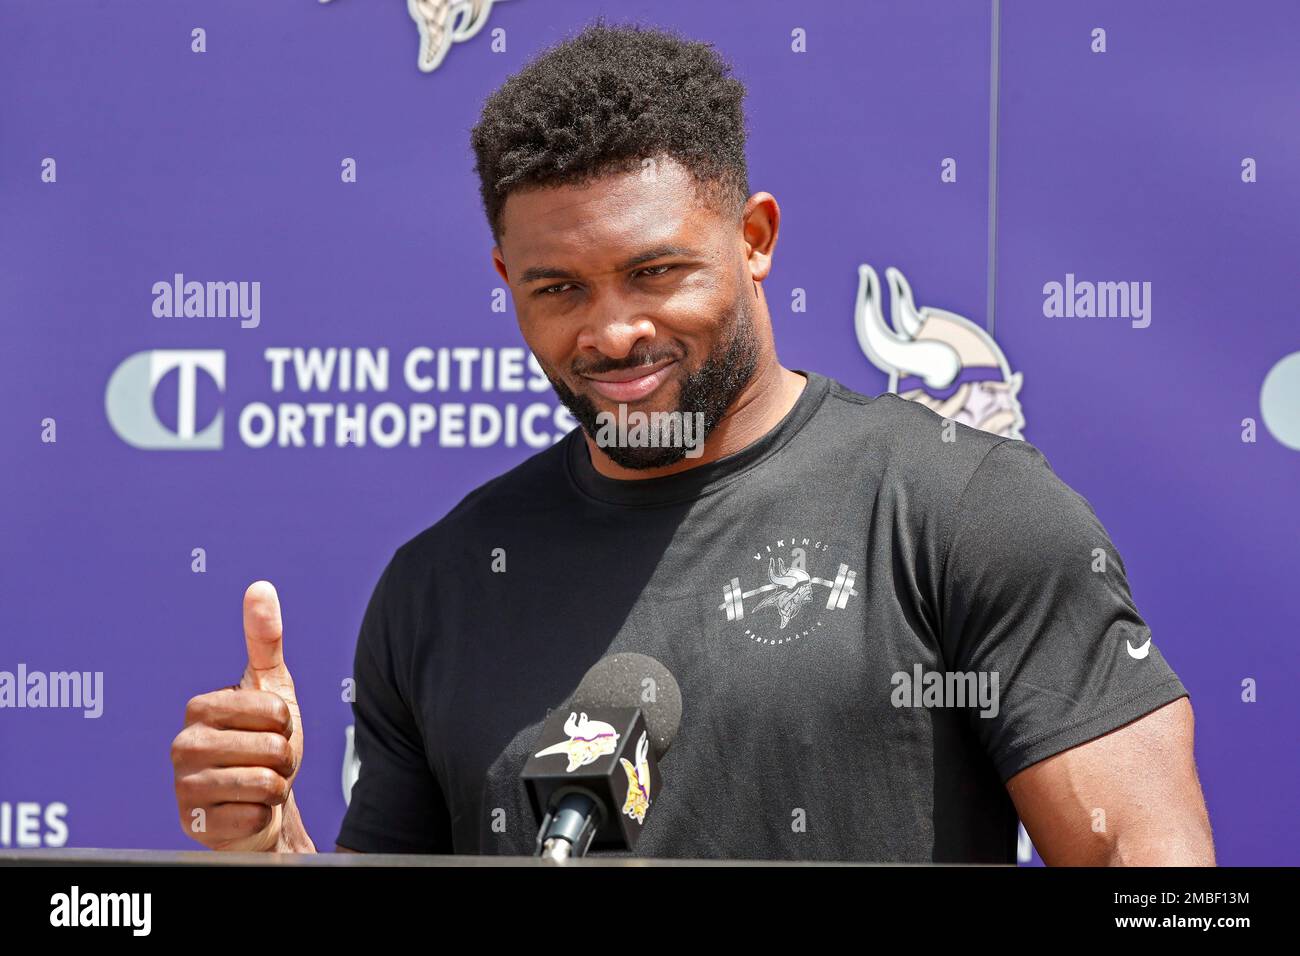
564;370;830;507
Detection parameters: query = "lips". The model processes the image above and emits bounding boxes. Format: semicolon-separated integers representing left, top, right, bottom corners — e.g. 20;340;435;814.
581;360;678;403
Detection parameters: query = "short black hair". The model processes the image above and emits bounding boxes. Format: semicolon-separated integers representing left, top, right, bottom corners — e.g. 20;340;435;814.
470;19;751;245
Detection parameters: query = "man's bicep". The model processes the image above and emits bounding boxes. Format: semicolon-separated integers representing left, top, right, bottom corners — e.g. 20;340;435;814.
1006;696;1214;865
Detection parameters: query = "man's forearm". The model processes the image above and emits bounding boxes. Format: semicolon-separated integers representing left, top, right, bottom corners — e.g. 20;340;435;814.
1104;823;1216;866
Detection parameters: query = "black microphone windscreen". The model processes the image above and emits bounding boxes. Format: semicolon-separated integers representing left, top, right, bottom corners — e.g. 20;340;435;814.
569;653;681;761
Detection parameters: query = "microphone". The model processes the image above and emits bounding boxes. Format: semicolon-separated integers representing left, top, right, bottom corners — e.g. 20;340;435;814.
521;653;682;860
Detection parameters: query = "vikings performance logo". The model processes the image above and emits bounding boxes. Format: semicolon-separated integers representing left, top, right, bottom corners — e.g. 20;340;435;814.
719;543;859;645
321;0;515;74
855;264;1025;439
533;712;619;772
751;556;814;629
619;732;652;825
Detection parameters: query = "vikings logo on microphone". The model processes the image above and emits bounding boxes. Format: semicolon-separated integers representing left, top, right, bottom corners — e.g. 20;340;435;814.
619;732;652;824
533;711;620;772
855;264;1025;439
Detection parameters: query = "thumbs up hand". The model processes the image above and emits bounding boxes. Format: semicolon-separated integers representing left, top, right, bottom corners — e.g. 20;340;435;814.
171;581;316;852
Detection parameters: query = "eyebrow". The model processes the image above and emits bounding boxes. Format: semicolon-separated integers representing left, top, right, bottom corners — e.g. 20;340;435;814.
516;244;703;284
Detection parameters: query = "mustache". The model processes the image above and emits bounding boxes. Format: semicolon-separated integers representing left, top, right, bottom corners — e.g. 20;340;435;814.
571;348;684;377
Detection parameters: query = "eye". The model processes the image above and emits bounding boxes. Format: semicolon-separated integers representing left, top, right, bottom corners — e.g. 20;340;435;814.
535;282;575;296
636;265;674;278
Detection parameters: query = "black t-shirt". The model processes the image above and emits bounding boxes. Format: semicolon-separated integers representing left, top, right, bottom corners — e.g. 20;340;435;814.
336;370;1188;862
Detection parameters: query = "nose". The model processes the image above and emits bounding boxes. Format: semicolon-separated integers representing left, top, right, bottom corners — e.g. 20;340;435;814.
575;302;658;363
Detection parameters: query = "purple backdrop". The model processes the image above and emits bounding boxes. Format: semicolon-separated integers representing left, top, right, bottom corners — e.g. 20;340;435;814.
1;0;1295;864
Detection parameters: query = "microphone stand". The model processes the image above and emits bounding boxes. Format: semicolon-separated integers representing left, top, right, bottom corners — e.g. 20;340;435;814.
535;792;600;860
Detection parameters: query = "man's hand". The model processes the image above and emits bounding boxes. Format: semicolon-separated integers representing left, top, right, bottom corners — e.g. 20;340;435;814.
171;581;315;852
1007;696;1214;865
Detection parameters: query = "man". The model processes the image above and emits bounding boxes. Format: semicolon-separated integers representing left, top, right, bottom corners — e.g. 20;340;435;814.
171;21;1214;864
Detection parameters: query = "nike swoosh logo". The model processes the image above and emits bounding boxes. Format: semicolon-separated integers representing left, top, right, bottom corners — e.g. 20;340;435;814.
1127;638;1152;660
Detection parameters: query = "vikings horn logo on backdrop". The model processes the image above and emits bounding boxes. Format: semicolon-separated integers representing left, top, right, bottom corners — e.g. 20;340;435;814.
854;264;1025;438
321;0;515;74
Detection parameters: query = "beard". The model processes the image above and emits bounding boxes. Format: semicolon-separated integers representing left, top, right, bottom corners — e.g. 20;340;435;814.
544;292;761;469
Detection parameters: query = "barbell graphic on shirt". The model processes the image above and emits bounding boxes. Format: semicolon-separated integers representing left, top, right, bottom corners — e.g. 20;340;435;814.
719;561;859;622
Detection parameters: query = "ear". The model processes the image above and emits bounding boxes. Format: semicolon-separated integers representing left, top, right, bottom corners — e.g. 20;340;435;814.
741;192;780;283
491;246;509;285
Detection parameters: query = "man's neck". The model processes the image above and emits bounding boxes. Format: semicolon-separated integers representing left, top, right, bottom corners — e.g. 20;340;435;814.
582;361;808;481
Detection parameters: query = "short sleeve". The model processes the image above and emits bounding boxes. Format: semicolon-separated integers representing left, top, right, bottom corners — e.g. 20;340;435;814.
941;438;1188;783
335;557;453;853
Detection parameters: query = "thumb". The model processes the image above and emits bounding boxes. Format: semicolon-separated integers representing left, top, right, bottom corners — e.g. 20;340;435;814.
240;580;304;792
243;580;288;679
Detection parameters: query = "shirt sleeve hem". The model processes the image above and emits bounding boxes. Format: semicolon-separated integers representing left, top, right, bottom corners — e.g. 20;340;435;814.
994;677;1189;784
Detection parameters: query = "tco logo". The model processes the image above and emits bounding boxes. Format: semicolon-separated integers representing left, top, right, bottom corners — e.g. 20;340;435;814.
105;350;225;450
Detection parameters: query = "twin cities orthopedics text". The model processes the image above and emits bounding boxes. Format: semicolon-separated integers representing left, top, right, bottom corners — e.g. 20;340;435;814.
238;346;578;449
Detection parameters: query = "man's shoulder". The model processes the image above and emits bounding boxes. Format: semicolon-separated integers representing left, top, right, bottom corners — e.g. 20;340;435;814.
815;373;1014;497
817;375;1089;544
815;373;1083;576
